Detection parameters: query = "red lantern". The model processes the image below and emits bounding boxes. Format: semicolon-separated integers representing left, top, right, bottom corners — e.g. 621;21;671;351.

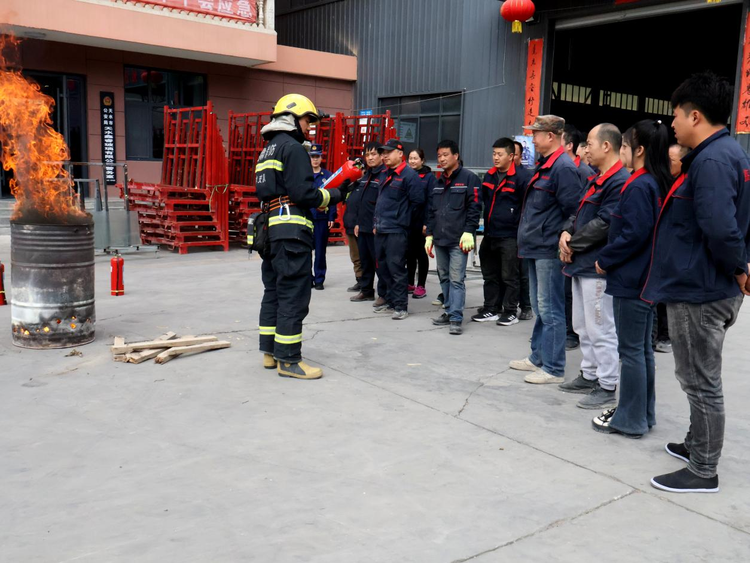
500;0;536;34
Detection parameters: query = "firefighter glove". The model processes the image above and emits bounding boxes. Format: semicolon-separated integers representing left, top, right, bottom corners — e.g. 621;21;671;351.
459;232;475;253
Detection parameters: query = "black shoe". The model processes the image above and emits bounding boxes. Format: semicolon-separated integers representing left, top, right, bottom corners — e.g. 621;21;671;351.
314;284;324;290
350;291;375;302
519;308;534;321
471;308;498;322
577;383;617;410
496;313;519;326
449;321;463;335
347;281;361;292
432;313;450;326
665;442;690;463
565;336;580;350
651;467;719;494
558;371;597;394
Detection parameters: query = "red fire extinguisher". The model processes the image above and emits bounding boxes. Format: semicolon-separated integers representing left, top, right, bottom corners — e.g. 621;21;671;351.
0;260;6;306
110;254;124;296
321;158;365;190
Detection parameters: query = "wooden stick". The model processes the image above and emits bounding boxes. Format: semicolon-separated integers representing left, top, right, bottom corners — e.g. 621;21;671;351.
154;341;231;364
111;335;216;355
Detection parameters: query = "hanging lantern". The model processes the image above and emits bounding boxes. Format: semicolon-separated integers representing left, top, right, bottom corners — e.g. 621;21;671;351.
500;0;536;34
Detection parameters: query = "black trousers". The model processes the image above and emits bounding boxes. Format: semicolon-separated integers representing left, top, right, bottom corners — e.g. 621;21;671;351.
357;232;386;297
375;231;409;311
565;275;577;339
406;228;429;287
653;302;670;343
520;258;531;310
479;236;520;315
259;239;311;363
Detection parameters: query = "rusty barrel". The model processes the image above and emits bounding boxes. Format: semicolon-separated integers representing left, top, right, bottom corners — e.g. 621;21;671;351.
10;221;96;348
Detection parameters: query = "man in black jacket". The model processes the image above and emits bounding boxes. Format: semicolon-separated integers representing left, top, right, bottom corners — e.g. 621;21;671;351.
426;140;482;335
256;93;349;380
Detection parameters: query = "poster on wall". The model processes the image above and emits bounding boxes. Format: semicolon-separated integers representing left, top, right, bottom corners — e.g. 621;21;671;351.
100;92;117;185
514;135;536;168
736;12;750;134
524;39;544;127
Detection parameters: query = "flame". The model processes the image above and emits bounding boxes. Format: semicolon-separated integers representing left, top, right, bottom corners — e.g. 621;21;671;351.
0;34;87;224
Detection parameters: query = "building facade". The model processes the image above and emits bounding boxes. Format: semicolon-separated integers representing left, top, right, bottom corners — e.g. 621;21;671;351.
1;0;357;196
277;0;750;168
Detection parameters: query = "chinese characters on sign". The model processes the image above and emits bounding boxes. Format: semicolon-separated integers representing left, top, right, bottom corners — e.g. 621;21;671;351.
125;1;258;24
736;13;750;134
100;92;117;185
524;39;544;127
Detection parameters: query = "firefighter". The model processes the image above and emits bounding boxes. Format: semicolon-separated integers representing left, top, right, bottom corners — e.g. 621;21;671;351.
256;94;349;379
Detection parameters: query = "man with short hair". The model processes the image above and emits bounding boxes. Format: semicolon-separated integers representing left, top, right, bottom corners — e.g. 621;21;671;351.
509;115;581;383
645;72;750;494
309;144;335;290
513;140;525;169
374;139;425;320
426;140;482;335
473;137;531;326
559;124;629;409
513;139;533;319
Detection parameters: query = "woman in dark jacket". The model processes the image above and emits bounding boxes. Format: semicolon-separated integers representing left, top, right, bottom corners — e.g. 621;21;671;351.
406;148;435;299
593;120;673;438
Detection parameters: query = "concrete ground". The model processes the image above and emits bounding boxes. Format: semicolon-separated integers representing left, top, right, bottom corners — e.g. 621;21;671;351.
1;236;749;562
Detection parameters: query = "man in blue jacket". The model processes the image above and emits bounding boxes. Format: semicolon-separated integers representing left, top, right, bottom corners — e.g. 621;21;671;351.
309;144;335;290
373;139;425;320
559;124;629;409
510;115;582;383
426;139;482;335
645;72;750;494
473;137;531;326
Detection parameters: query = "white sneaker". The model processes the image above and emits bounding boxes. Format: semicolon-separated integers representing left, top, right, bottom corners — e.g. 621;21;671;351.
525;370;564;384
509;357;539;372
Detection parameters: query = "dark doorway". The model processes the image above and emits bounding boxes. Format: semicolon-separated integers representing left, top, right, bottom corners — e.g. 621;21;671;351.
550;4;743;137
0;72;88;198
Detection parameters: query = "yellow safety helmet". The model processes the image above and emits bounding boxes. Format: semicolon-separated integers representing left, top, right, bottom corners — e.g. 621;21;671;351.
272;93;320;123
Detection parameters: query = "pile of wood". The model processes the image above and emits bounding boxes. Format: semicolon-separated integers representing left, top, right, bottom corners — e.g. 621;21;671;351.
111;332;230;364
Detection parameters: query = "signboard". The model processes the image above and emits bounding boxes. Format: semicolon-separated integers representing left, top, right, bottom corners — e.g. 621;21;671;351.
514;135;536;168
358;109;373;116
125;1;258;24
99;92;117;185
524;39;544;127
737;12;750;134
399;121;417;144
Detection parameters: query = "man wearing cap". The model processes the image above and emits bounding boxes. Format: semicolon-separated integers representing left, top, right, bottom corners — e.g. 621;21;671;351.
425;139;482;335
309;144;335;290
373;138;425;320
255;93;351;380
510;115;582;383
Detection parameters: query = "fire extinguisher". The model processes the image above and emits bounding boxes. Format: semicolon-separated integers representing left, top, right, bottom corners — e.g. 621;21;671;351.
321;158;365;190
110;254;124;296
0;260;6;306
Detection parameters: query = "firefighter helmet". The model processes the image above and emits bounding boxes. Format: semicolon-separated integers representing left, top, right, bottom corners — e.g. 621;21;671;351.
272;94;320;123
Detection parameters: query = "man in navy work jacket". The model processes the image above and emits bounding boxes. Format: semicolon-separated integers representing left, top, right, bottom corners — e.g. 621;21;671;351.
644;72;750;494
373;139;425;320
510;115;582;383
309;144;335;290
559;124;629;409
473;137;531;326
426;139;482;335
351;141;388;303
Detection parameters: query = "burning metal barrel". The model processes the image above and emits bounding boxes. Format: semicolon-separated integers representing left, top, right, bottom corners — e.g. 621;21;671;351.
10;221;95;348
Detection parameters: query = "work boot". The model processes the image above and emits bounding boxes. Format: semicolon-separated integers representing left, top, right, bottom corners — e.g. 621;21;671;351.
558;371;597;394
347;279;362;292
577;383;617;410
432;313;450;326
350;291;375;302
263;353;277;370
277;361;323;380
519;307;534;321
449;321;463;335
374;296;387;307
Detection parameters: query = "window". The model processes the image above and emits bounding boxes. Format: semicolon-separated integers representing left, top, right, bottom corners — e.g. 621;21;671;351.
124;67;207;160
379;93;463;157
552;82;592;105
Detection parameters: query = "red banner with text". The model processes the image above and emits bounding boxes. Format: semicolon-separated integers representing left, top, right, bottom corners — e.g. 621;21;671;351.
737;13;750;133
124;0;258;24
524;39;544;127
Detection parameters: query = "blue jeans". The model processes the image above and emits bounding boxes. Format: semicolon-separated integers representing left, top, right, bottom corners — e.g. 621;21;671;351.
610;297;656;435
528;258;566;377
435;245;468;322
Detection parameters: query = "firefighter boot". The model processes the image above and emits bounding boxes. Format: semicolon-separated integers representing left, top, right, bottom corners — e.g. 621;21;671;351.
263;353;277;369
277;361;323;380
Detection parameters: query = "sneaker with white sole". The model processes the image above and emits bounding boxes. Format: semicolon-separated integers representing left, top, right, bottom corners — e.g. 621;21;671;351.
592;408;642;439
509;357;539;371
524;370;563;384
665;442;690;463
496;313;519;326
651;468;718;494
392;310;408;320
471;308;499;322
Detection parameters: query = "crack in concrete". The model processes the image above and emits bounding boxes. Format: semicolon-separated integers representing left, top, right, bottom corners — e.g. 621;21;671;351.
456;369;506;417
451;490;638;562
